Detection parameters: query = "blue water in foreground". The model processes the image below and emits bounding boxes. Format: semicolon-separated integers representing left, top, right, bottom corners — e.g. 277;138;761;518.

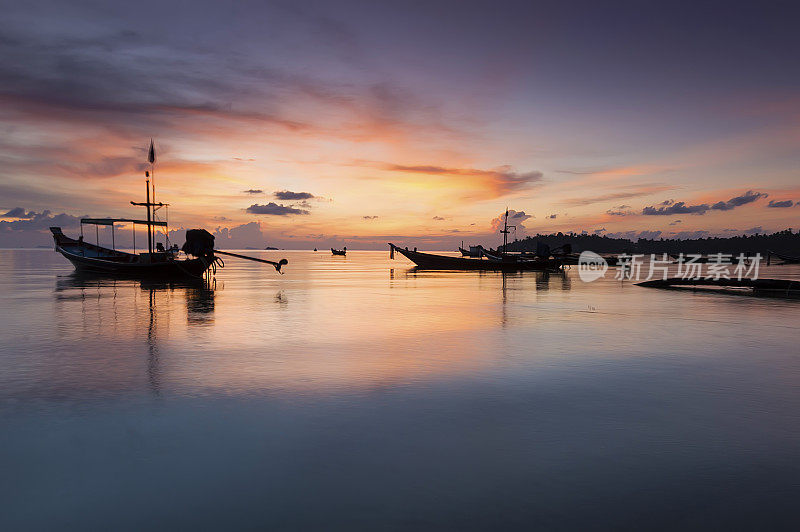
1;249;799;530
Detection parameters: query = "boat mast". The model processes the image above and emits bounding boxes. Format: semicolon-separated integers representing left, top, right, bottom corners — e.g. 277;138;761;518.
500;208;515;253
503;209;507;251
145;177;153;255
130;171;165;255
148;139;161;248
149;139;156;206
130;140;167;255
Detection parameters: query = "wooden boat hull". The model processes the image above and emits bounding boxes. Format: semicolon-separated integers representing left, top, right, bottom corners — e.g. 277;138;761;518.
52;227;211;279
331;248;346;256
390;244;562;271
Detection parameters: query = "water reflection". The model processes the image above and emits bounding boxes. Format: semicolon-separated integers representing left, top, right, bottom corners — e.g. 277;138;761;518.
56;273;217;326
3;251;800;530
50;273;217;398
147;288;160;395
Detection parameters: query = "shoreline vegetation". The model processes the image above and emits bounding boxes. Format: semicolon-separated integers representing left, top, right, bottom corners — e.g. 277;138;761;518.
502;229;799;256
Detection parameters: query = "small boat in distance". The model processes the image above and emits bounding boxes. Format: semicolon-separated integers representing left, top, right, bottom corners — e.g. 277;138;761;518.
51;140;288;278
331;247;347;256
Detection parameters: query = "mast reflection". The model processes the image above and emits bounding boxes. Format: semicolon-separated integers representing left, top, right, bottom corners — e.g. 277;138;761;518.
54;273;217;396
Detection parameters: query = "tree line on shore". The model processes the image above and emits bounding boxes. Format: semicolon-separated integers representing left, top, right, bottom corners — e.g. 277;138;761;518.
502;229;799;256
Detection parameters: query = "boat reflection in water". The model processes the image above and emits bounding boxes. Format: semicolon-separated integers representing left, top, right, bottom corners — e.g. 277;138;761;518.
54;273;216;396
390;267;571;328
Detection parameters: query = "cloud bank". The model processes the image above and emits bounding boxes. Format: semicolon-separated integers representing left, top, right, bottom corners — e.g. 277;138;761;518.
642;191;767;215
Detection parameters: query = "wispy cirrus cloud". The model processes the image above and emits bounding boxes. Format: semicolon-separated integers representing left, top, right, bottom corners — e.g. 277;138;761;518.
555;165;672;181
561;185;673;207
379;163;543;198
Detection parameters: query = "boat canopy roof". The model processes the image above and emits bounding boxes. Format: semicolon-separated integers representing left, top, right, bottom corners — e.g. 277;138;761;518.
81;218;167;227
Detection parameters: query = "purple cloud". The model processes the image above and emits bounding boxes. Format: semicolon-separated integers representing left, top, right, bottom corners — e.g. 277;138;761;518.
711;190;767;211
642;201;710;215
274;190;316;200
1;207;36;219
246;203;309;215
767;199;795;208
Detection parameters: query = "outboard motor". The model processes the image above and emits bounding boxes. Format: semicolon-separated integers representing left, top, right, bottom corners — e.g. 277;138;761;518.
182;229;215;258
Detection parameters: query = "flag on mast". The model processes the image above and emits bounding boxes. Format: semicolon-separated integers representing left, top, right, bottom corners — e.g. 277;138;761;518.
148;139;156;164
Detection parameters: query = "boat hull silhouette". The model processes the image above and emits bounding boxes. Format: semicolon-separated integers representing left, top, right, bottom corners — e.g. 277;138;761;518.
52;228;211;278
390;244;562;271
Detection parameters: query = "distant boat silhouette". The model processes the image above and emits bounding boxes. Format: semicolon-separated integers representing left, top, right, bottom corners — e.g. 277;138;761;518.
390;209;563;271
313;247;318;251
331;247;346;256
391;244;562;271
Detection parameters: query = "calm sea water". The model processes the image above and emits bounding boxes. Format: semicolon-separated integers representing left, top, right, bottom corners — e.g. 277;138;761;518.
1;249;799;530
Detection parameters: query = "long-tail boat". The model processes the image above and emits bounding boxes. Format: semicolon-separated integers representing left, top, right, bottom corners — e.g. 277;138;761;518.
51;140;287;278
390;245;561;271
331;247;347;256
389;209;563;271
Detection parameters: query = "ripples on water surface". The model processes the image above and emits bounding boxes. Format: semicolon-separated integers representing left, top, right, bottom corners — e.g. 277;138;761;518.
1;249;799;530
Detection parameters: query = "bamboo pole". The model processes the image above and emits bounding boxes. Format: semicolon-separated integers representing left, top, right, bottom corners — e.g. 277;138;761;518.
213;250;288;272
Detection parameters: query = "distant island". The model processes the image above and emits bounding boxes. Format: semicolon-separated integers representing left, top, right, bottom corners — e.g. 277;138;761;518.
500;229;799;256
264;246;279;250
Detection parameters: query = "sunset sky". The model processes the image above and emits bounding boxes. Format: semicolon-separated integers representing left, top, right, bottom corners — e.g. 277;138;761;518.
1;0;799;248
